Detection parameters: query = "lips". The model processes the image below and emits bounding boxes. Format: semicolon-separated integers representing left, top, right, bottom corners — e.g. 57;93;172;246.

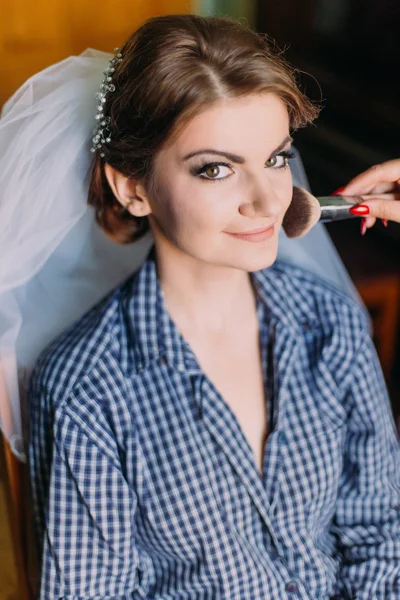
228;225;273;235
225;224;275;242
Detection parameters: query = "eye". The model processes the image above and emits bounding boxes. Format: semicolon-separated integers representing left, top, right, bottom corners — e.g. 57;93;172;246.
265;150;294;169
265;156;279;168
193;161;234;181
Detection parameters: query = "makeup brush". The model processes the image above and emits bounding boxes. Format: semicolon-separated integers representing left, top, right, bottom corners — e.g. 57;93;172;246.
282;186;400;238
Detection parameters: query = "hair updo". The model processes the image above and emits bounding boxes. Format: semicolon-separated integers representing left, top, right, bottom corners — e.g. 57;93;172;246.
88;14;319;244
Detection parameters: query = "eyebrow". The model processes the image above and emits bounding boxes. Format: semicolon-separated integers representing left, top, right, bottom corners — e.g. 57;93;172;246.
182;135;293;163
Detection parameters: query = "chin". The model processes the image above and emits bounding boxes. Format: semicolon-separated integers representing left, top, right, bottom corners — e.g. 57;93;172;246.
227;245;279;273
243;253;278;273
242;235;280;272
218;229;280;272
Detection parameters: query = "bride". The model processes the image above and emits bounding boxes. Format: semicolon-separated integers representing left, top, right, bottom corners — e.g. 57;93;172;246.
6;13;399;600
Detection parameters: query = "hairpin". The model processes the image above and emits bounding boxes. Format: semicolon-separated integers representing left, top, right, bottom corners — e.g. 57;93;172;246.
90;48;123;158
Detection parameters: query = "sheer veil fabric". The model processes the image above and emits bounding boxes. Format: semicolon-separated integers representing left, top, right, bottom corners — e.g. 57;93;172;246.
0;50;362;459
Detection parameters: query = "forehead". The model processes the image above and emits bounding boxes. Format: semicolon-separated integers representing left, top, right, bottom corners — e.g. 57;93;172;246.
171;93;290;156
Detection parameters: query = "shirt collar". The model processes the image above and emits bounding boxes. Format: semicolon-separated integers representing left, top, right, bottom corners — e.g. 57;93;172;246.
251;264;319;335
125;248;318;372
125;247;197;372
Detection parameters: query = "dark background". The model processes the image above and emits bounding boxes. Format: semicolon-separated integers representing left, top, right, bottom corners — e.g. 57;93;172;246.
256;0;400;416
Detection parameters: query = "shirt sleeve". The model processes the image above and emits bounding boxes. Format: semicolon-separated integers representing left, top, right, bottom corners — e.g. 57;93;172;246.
30;390;146;600
330;330;400;599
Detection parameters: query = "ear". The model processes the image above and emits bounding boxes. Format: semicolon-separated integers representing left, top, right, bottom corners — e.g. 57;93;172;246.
104;163;152;217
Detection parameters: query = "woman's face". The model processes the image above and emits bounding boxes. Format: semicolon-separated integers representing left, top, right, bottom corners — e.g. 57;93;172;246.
148;93;293;272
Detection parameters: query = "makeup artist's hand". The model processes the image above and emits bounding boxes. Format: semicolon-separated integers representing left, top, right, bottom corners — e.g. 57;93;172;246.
339;159;400;231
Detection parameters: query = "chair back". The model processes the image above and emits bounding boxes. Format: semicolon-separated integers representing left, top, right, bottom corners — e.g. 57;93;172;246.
1;428;38;599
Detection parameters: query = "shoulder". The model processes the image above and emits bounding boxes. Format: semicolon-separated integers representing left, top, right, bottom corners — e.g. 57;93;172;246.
257;259;369;347
29;275;134;413
28;273;144;457
258;260;373;391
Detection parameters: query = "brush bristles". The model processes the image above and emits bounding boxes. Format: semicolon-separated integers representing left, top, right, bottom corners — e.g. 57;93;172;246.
282;187;321;238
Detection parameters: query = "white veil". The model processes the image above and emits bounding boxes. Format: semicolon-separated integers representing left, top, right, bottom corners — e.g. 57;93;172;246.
0;50;362;459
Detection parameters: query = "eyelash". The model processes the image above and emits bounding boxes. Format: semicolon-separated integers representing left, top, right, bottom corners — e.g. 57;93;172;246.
191;150;295;183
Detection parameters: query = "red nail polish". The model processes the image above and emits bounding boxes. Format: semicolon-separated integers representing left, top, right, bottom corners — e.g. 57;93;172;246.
360;218;367;235
331;187;345;196
382;219;388;227
349;205;370;216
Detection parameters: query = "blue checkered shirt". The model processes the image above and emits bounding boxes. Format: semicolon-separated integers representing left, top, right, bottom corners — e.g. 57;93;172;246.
28;249;400;600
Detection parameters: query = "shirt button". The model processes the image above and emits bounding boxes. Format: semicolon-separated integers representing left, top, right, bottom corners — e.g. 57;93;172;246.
285;581;299;593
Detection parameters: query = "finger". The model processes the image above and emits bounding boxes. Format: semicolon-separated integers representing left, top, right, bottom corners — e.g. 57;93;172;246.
365;182;395;194
360;197;400;224
342;159;400;195
360;218;367;235
364;215;376;228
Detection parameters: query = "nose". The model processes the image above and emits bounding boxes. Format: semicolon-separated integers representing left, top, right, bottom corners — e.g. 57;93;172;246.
238;176;288;219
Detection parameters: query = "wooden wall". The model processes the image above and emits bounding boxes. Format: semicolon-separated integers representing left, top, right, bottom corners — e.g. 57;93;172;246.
0;0;193;107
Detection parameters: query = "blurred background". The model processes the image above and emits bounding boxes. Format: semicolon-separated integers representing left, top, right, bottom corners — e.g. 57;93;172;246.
0;2;399;597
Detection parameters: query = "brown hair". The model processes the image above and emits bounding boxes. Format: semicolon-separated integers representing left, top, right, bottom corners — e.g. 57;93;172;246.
88;14;319;244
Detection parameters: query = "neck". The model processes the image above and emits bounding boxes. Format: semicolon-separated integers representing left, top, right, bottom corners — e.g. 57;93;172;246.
154;243;257;337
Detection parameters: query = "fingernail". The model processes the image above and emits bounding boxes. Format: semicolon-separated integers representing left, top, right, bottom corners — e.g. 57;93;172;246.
382;219;388;227
331;187;345;196
360;218;367;235
349;204;370;216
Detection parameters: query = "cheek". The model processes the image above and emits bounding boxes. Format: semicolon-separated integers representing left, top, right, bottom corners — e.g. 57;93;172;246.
155;175;231;235
272;170;294;210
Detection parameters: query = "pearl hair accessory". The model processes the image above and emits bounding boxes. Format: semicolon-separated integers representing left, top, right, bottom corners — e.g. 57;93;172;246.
90;48;123;157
